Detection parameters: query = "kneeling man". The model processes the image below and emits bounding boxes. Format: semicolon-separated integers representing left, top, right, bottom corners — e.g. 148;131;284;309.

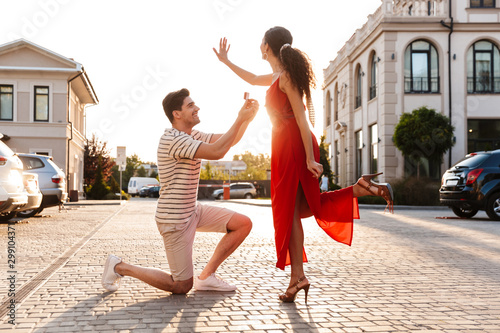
102;88;259;293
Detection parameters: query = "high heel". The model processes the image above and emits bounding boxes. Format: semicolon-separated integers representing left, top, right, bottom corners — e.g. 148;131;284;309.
358;172;394;213
279;276;310;304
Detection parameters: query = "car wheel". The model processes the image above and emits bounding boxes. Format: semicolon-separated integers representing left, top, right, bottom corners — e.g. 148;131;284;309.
486;192;500;221
17;208;40;218
0;211;17;222
244;193;253;199
451;206;478;219
217;193;224;200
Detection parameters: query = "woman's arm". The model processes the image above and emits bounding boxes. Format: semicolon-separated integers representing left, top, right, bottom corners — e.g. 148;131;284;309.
213;38;273;86
280;72;323;178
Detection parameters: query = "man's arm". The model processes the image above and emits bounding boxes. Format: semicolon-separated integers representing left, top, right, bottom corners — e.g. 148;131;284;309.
195;100;258;160
210;119;250;146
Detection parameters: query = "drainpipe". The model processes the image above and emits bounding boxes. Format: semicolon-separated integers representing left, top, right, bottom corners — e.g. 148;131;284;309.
67;70;84;194
440;0;453;168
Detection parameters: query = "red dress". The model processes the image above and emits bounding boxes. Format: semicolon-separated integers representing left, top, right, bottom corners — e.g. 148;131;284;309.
265;77;360;270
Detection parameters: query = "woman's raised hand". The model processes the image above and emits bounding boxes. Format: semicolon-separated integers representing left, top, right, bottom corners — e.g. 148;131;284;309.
213;37;230;64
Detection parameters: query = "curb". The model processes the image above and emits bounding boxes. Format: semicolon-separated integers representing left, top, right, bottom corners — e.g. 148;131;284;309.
65;200;127;206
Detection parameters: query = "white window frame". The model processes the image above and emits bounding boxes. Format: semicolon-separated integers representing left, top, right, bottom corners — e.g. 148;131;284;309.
29;148;53;156
0;80;18;122
29;82;53;123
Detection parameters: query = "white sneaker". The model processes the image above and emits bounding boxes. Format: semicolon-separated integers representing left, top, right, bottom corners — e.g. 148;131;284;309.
194;273;237;291
102;254;123;292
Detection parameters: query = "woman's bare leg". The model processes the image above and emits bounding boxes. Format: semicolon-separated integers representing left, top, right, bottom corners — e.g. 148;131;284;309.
287;184;309;288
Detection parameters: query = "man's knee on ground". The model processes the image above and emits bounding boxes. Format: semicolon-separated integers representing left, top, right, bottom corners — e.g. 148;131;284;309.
171;278;193;294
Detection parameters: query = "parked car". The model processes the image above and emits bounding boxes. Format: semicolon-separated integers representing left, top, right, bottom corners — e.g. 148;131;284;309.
128;177;159;197
16;153;68;218
212;182;256;200
139;185;160;198
0;137;28;221
19;173;43;215
440;149;500;220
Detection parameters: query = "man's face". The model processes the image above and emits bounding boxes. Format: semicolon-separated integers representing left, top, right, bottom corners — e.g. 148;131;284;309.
175;96;200;126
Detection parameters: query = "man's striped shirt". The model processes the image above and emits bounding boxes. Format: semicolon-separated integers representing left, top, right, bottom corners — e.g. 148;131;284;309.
155;128;213;224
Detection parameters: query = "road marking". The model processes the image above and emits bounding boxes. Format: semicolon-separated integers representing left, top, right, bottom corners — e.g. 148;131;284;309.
0;204;127;322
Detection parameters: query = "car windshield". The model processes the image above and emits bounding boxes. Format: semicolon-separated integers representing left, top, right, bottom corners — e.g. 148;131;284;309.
454;154;490;168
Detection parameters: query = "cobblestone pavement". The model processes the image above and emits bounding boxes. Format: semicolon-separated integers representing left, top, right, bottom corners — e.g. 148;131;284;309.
1;199;500;332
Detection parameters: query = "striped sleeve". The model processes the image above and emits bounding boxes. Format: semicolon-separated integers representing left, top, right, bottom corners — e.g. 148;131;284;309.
192;130;213;144
169;133;203;160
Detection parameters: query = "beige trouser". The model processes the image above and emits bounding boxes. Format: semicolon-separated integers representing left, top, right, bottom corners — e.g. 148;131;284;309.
156;203;236;281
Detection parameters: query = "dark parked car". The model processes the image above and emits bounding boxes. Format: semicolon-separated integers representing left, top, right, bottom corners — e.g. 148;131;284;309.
440;149;500;220
139;185;160;198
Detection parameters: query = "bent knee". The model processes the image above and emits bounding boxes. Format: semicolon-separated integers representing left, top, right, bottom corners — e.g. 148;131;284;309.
172;279;193;294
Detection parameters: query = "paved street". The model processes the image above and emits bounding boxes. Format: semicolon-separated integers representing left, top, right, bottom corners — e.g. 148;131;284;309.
1;198;500;332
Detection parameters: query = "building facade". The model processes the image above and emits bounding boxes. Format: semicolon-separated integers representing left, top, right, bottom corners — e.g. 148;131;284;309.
0;39;98;194
323;0;500;187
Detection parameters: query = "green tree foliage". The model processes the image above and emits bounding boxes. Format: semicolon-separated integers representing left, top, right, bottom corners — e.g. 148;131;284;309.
393;106;454;178
84;134;115;187
87;158;111;199
233;151;270;180
319;135;336;189
136;166;147;177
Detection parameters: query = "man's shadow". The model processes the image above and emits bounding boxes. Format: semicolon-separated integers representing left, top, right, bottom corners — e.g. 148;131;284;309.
35;290;234;332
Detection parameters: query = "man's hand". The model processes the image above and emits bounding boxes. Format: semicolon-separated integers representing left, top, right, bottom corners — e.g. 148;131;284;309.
238;99;259;122
213;37;230;64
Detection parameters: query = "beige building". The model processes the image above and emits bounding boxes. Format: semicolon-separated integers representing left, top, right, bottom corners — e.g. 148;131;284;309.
0;39;98;194
323;0;500;187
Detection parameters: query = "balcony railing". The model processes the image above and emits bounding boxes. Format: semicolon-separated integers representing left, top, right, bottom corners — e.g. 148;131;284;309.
369;85;377;100
404;76;440;93
467;76;500;93
384;0;448;17
355;95;362;109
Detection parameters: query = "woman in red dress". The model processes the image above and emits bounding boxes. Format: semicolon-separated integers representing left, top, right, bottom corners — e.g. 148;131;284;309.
214;26;393;303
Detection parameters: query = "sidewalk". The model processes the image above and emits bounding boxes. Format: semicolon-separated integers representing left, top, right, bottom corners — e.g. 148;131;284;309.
1;200;499;332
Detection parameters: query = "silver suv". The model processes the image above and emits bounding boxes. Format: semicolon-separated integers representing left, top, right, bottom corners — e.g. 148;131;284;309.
0;138;28;221
17;153;67;217
212;182;256;200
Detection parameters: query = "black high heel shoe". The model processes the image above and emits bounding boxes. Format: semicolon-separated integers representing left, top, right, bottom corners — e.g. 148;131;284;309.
279;276;310;304
357;172;394;213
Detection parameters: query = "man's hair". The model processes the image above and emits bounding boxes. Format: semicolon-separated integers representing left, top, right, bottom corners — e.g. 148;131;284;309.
162;88;190;123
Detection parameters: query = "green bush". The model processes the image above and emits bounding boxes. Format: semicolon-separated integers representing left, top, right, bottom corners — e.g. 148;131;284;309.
392;177;440;206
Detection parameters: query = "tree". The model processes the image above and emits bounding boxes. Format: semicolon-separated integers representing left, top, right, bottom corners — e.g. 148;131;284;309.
200;162;225;180
319;135;335;189
136;166;147;177
87;158;111;199
233;151;271;180
393;106;454;178
84;134;115;188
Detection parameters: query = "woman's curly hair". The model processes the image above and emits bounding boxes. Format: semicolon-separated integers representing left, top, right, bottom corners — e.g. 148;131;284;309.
264;26;316;125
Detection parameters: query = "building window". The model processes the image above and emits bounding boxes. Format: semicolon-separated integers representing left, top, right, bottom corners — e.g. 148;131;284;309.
467;40;500;94
468;119;500;152
404;40;440;93
0;85;13;121
326;91;331;127
470;0;496;8
355;65;362;108
370;53;378;100
355;130;363;179
34;86;49;122
370;124;378;174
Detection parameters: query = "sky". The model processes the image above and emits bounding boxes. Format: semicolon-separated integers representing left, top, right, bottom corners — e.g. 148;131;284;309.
0;0;382;163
